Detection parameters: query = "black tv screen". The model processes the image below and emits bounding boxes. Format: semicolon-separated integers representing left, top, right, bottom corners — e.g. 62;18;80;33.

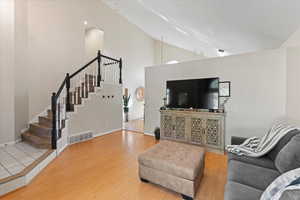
166;78;219;109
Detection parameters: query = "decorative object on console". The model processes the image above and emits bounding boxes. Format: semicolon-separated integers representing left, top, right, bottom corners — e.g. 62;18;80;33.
219;81;231;97
160;97;167;110
219;81;231;112
219;97;230;112
123;88;131;122
135;87;145;102
154;127;160;140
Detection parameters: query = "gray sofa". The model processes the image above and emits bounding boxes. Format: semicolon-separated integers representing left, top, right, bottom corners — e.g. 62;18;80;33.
225;129;300;200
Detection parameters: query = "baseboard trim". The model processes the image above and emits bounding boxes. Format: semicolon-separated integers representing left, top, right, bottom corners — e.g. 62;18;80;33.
57;142;68;155
122;129;144;134
94;128;122;138
0;141;16;148
0;138;22;148
144;132;154;137
21;128;28;134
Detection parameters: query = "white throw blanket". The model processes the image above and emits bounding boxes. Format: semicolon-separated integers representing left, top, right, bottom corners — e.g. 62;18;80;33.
227;122;298;157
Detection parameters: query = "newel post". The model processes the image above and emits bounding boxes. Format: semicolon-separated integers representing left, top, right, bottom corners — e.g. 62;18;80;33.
51;93;57;149
66;73;71;111
119;58;122;84
97;50;102;87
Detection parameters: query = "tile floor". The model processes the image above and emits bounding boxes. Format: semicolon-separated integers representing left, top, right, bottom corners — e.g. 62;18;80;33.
0;143;47;180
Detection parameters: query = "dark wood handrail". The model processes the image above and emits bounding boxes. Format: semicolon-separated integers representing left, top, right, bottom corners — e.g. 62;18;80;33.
101;54;120;62
55;78;67;99
69;57;98;79
69;53;121;79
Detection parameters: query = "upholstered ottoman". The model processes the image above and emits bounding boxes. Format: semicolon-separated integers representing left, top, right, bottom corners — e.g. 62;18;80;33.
138;140;205;200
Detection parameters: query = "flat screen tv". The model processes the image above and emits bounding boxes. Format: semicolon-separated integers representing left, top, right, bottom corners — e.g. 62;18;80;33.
166;78;219;109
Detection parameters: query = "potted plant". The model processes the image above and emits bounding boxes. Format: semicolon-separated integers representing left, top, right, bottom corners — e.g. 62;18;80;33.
123;94;131;122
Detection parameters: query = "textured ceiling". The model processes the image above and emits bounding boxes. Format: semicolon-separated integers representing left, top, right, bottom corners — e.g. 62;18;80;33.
102;0;300;57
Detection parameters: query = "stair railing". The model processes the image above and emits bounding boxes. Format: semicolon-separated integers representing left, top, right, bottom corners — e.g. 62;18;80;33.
51;51;122;149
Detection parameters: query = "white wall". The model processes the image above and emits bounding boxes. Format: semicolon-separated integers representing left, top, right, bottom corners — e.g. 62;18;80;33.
286;46;300;122
282;28;300;47
0;0;15;144
154;40;204;65
69;84;122;135
15;0;29;139
282;27;300;123
145;48;287;144
85;28;104;60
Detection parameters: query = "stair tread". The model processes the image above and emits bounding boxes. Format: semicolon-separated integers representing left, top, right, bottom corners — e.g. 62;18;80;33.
22;132;50;142
39;116;52;120
29;123;52;139
38;116;52;128
22;132;51;149
31;123;52;130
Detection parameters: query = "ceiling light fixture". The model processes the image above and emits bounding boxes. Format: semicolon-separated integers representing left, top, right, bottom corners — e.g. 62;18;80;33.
84;21;88;25
175;27;188;36
218;49;225;57
158;14;169;22
166;60;179;64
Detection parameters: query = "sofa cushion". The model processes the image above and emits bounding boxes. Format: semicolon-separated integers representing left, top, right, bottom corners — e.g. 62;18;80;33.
275;133;300;173
224;181;263;200
228;153;276;170
228;160;280;190
280;190;300;200
268;129;300;161
138;140;205;181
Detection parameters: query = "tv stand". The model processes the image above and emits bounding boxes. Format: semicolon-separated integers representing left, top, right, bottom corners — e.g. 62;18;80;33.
160;109;225;153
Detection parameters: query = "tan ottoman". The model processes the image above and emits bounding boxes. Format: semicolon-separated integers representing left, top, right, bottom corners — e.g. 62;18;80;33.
138;140;205;200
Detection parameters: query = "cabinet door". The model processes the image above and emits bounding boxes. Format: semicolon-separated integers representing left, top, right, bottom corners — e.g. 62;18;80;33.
206;119;221;148
174;116;186;141
161;114;173;139
190;118;205;145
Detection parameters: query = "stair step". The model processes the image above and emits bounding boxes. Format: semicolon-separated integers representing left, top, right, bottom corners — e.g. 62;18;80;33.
47;109;52;118
38;116;52;127
29;123;51;138
21;132;51;149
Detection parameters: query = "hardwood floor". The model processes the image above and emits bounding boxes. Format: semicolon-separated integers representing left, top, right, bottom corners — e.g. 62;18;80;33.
0;131;227;200
124;119;144;133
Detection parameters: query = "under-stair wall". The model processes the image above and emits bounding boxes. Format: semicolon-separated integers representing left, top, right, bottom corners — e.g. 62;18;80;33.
68;83;122;137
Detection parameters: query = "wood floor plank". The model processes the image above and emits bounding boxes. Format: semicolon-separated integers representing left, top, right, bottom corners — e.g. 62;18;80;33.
0;131;227;200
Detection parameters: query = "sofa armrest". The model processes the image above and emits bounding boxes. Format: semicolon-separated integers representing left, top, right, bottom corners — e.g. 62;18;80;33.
231;136;247;145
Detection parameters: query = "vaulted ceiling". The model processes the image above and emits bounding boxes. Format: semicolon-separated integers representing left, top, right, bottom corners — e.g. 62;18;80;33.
102;0;300;57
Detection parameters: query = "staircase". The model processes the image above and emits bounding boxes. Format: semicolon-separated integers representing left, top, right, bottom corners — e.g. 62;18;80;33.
21;51;122;150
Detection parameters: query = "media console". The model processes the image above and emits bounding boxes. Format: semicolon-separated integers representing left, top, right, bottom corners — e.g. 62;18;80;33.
160;109;225;153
